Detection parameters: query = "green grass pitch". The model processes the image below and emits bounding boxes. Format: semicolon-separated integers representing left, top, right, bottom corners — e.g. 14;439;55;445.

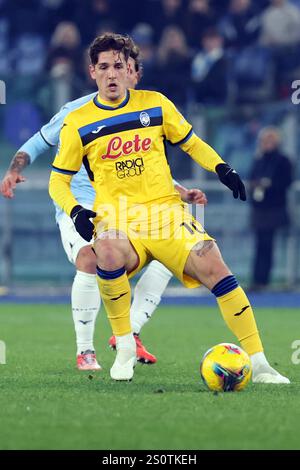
0;304;299;450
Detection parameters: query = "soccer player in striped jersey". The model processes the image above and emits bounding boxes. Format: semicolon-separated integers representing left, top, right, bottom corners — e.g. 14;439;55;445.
0;37;207;370
49;32;290;384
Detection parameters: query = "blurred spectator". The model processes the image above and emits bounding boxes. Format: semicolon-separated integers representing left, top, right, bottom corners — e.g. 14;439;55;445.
156;25;192;104
39;0;77;39
219;0;261;50
183;0;217;49
131;23;157;89
8;0;42;38
0;0;11;75
47;22;83;79
249;127;293;290
230;45;273;103
210;0;232;17
145;0;184;41
260;0;300;97
113;0;143;31
12;34;46;76
191;28;228;104
74;0;118;46
260;0;300;46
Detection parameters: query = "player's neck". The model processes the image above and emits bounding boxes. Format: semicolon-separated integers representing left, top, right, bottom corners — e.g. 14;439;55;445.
96;91;128;108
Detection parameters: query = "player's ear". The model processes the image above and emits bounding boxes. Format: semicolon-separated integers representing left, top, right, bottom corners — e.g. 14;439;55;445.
89;64;96;80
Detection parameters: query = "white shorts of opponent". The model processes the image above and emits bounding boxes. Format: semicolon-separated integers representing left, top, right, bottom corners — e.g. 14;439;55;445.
57;204;93;265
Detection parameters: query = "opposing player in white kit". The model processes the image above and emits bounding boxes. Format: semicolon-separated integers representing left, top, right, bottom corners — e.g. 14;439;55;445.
0;40;207;370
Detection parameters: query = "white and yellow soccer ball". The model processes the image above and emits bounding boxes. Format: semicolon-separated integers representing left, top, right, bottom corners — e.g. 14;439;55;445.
200;343;252;392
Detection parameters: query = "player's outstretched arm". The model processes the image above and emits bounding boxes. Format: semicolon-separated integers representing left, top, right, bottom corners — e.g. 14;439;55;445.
0;95;93;199
161;94;246;201
215;163;246;201
0;125;57;199
49;173;96;242
0;151;29;198
49;117;95;241
180;136;246;201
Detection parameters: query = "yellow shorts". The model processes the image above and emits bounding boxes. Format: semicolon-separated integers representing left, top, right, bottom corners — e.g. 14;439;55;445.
94;202;213;288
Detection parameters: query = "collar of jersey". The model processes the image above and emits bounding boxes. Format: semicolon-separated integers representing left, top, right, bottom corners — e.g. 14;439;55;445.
93;89;130;110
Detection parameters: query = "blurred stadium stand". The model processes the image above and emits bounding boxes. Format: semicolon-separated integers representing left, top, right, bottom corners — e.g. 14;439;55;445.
0;0;300;290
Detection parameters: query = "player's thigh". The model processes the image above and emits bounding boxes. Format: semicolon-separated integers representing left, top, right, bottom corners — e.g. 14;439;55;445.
93;214;151;277
184;240;231;290
145;216;213;288
58;213;92;266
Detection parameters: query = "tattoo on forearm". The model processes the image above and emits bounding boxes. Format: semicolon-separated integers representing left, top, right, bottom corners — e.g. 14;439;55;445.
9;151;30;173
195;240;214;257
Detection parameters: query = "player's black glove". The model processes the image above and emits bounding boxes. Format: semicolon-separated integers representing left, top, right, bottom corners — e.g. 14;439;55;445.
70;205;96;241
215;163;247;201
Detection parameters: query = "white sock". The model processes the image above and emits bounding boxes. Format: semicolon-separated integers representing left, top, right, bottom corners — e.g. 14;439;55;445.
71;270;101;355
250;352;269;369
250;351;290;383
250;351;278;376
116;333;135;351
130;261;173;334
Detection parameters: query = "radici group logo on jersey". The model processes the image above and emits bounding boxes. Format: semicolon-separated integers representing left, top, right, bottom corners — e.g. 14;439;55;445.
0;80;6;104
115;157;145;178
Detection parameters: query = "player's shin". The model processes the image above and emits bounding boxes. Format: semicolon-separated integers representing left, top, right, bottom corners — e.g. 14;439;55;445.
97;266;136;380
72;270;101;355
130;261;173;334
211;275;263;356
212;276;290;384
96;266;131;336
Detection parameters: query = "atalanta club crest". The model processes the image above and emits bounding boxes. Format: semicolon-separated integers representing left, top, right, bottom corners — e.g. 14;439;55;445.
140;111;150;127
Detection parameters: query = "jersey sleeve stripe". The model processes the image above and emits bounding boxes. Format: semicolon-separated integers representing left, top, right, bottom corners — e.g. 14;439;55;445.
39;130;56;147
51;165;78;175
170;128;194;146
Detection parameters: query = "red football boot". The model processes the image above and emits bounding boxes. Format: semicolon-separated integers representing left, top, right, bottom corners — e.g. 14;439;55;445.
76;350;102;371
109;335;117;350
134;334;157;364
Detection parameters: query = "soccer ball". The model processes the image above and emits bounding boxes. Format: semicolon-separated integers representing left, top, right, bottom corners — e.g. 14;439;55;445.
200;343;252;392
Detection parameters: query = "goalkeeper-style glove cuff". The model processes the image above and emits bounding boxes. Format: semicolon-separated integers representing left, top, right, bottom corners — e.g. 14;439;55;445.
216;163;247;201
70;205;97;241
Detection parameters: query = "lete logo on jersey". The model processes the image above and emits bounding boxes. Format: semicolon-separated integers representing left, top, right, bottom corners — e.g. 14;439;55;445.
101;135;152;160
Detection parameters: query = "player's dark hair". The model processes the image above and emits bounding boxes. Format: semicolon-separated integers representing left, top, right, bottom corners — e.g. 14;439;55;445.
125;36;143;77
89;33;131;65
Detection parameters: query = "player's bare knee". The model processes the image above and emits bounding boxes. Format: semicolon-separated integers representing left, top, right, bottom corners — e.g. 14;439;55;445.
95;238;127;270
204;259;231;288
75;246;96;273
